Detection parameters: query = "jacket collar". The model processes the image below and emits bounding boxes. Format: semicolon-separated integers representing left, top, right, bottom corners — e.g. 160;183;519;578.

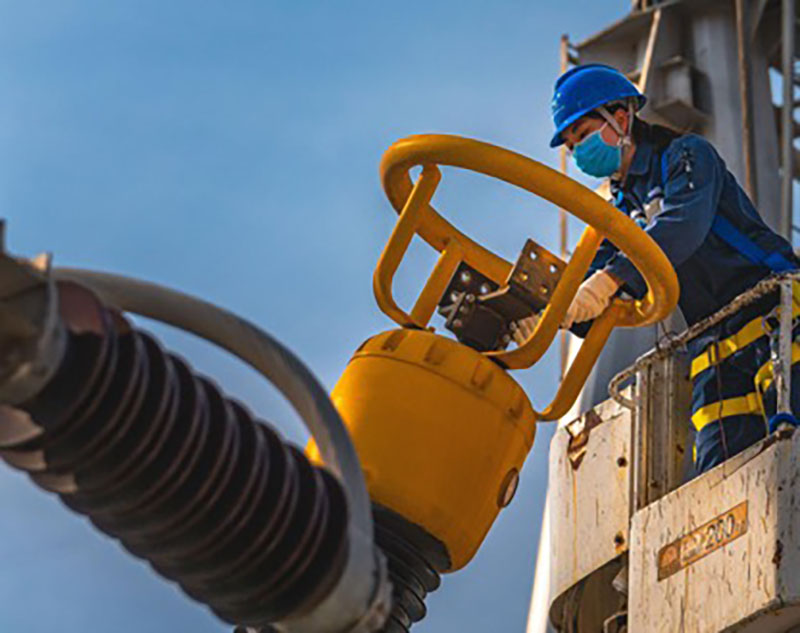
611;136;653;194
626;136;653;179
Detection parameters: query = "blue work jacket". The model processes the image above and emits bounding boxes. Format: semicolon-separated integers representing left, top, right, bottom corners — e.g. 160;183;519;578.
591;123;796;326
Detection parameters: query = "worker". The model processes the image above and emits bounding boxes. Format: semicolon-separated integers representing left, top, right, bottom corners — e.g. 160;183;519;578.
543;63;799;474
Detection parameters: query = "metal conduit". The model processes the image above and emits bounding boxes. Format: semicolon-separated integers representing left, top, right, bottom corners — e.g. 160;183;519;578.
782;0;796;240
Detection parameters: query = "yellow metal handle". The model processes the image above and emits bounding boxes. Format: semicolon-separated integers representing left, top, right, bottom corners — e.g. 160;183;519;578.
376;134;679;419
373;165;446;327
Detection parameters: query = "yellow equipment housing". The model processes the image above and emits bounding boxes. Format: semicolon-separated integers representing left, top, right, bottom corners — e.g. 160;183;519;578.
310;134;679;576
310;327;534;570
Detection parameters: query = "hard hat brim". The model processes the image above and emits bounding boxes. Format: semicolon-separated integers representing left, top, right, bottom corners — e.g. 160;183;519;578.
549;94;646;148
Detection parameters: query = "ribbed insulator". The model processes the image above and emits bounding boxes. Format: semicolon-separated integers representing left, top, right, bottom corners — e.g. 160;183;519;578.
373;512;441;633
0;281;350;628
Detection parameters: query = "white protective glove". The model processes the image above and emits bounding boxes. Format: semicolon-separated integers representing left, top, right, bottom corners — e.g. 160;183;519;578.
562;270;621;329
511;313;540;346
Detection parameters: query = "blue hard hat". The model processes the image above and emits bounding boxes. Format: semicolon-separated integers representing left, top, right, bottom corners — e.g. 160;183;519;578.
549;63;646;148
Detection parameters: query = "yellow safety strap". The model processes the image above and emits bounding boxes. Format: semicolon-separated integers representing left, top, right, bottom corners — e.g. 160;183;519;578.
753;341;800;399
691;392;763;432
690;317;767;379
693;342;800;434
690;282;800;380
692;342;800;457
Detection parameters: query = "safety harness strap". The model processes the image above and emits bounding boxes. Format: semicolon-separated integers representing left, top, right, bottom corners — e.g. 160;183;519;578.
690;291;800;379
754;341;800;399
692;341;800;433
710;215;797;272
658;152;797;274
691;393;763;432
690;316;766;379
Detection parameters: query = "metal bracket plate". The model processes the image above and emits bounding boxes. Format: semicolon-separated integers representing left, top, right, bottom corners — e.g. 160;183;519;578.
504;238;567;312
436;239;566;352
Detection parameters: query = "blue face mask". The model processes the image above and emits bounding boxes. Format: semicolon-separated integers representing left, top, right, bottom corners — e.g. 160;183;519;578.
572;126;622;178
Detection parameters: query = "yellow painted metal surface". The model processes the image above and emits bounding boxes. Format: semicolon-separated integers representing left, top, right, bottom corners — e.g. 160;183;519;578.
308;328;536;571
373;164;442;328
308;134;678;578
374;134;679;419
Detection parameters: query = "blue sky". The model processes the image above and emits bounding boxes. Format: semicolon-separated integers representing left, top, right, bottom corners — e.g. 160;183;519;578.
0;2;628;631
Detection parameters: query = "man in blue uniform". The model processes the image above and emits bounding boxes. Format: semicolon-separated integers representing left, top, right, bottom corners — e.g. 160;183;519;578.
548;63;799;474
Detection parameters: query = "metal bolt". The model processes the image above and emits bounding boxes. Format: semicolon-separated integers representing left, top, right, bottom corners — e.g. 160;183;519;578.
452;319;463;328
465;294;475;303
460;271;472;284
498;468;520;508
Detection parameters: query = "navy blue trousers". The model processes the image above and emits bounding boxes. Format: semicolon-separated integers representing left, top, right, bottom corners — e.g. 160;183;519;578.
691;295;800;475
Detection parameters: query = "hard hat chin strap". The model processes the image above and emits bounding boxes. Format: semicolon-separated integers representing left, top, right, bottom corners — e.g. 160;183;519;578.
595;101;636;180
597;101;635;148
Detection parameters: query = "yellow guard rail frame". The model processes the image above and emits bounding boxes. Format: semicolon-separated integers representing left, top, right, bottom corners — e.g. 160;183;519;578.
376;134;679;421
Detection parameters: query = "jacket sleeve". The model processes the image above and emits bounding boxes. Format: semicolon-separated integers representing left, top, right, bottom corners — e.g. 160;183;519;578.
589;238;619;275
604;135;725;297
567;239;619;338
567;195;630;338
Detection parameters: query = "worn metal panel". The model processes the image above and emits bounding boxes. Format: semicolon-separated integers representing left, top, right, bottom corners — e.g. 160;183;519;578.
629;429;800;633
548;395;633;607
633;349;692;510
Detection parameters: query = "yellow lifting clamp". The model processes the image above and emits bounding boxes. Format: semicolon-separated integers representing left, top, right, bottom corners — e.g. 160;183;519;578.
310;134;678;575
